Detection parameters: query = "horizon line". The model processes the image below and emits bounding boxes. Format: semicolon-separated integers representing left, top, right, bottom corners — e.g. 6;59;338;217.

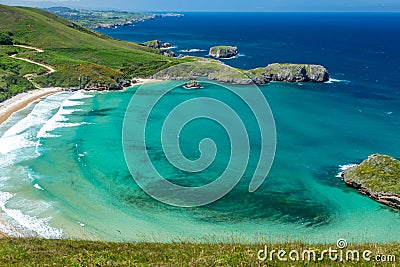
5;4;400;13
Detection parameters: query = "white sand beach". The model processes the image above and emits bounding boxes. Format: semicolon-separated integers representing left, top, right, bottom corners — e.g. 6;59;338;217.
0;88;61;125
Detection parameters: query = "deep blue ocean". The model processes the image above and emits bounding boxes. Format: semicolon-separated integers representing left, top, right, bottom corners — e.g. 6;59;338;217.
100;12;400;90
0;13;400;243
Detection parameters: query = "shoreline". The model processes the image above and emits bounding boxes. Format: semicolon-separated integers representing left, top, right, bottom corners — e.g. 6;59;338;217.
0;88;61;125
132;78;164;86
0;78;162;126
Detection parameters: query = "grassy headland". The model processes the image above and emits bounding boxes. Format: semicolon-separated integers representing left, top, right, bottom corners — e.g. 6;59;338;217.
343;154;400;209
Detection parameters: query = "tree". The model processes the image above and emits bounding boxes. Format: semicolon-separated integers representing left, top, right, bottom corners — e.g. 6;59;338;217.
0;32;13;45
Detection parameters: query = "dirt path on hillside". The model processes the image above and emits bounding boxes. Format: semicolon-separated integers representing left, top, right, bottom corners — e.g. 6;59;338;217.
9;45;56;89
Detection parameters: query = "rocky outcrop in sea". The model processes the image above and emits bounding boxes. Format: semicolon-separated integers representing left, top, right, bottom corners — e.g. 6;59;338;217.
249;63;329;83
342;154;400;210
209;46;238;59
152;61;330;85
142;40;174;49
162;50;176;58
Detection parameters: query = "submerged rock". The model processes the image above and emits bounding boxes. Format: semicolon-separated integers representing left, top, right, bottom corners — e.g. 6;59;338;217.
209;46;238;59
342;154;400;210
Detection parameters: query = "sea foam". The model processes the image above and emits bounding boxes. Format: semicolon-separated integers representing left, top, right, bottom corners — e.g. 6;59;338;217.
37;91;93;139
0;191;63;238
336;164;357;178
325;78;351;84
0;93;66;155
178;49;206;53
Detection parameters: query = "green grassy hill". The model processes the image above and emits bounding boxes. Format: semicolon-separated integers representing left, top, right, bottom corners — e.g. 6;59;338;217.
0;4;187;93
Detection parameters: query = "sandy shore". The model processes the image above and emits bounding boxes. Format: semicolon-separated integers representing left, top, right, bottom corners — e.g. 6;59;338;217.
0;88;61;125
0;79;163;125
133;78;164;86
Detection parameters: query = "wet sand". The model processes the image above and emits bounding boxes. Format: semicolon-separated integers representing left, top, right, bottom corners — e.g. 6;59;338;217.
0;88;61;125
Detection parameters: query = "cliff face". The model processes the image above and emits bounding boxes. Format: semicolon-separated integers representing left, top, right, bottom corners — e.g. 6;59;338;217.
142;40;174;49
342;154;400;209
250;63;329;83
209;46;238;59
142;40;162;49
152;61;330;85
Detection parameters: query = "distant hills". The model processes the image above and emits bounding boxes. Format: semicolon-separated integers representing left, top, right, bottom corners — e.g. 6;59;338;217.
43;6;183;29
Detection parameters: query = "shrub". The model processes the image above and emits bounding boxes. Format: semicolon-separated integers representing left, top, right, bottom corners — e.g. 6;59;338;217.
0;32;13;45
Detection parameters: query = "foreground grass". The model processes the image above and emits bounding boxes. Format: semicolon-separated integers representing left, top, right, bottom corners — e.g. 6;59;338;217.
0;238;399;266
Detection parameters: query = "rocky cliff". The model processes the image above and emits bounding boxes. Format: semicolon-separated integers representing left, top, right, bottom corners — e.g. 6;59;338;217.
209;46;238;59
342;154;400;210
214;63;329;84
249;63;329;83
142;40;174;49
152;61;330;85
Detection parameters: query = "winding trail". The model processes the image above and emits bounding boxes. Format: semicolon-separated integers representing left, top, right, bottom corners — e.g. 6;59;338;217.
10;45;56;88
13;44;44;53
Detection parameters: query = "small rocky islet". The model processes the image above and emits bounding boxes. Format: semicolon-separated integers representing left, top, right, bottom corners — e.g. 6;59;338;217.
342;154;400;210
208;46;238;59
141;40;178;57
183;79;202;89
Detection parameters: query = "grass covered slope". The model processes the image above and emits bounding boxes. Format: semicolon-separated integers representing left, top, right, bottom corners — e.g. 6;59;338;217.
0;4;186;89
0;238;398;266
0;45;47;101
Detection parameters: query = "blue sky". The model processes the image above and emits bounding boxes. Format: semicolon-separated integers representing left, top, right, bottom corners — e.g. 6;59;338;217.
1;0;399;12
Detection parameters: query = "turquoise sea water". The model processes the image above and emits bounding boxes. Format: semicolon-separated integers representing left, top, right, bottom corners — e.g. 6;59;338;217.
1;13;400;243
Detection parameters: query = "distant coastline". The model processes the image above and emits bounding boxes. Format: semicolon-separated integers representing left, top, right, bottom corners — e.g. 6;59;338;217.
44;7;184;29
92;14;184;29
